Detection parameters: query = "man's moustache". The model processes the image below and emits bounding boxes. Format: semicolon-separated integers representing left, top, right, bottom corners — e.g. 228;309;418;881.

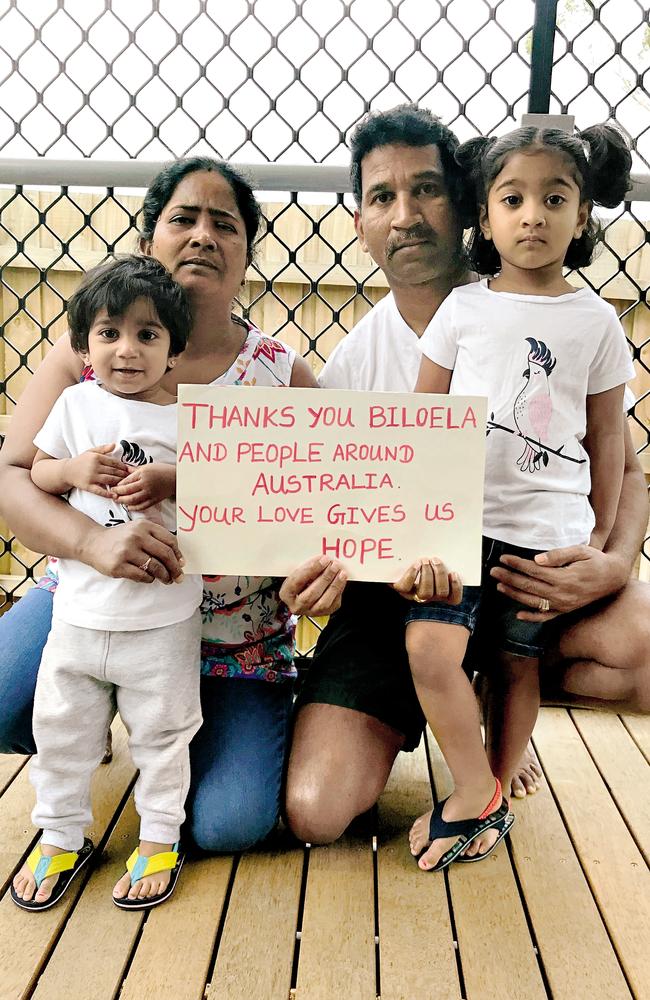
386;229;437;258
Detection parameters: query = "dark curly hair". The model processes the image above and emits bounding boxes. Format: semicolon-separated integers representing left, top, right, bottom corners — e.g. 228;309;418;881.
457;123;632;274
67;254;192;356
349;104;471;222
139;157;262;267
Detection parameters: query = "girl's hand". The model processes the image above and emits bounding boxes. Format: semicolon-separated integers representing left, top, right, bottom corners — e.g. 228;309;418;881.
80;520;185;584
280;556;348;616
490;544;630;621
392;557;463;605
65;445;128;496
110;463;176;511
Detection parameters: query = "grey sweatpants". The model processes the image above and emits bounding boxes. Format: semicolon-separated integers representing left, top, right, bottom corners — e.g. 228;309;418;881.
31;611;202;851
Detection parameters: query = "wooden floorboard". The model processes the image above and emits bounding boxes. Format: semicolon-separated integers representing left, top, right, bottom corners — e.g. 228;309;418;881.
428;734;548;1000
376;743;461;1000
621;714;650;764
509;760;631;1000
534;709;650;1000
570;711;650;864
0;708;648;1000
207;841;303;1000
296;834;376;1000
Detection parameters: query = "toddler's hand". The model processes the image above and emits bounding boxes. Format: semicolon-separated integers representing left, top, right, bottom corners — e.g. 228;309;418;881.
110;463;176;511
65;444;128;496
391;557;463;605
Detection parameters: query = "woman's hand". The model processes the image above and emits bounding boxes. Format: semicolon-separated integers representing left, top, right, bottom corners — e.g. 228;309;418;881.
490;544;630;622
80;520;185;584
392;557;463;605
280;556;347;616
65;445;129;496
110;463;176;511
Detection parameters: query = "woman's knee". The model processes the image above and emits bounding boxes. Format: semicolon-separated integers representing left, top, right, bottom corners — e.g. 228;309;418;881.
186;782;280;853
0;587;52;754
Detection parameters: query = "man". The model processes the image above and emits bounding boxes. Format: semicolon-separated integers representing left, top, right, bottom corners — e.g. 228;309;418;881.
281;104;649;845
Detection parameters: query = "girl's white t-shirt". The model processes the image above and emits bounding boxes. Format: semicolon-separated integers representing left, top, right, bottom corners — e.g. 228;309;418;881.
419;280;635;550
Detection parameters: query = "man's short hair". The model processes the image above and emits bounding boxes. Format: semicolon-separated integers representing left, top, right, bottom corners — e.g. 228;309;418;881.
349;104;468;217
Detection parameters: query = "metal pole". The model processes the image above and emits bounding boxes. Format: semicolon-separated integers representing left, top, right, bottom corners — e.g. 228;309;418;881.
528;0;559;113
0;159;351;193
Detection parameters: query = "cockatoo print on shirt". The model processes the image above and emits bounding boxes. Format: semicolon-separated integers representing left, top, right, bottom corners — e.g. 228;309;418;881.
513;338;556;473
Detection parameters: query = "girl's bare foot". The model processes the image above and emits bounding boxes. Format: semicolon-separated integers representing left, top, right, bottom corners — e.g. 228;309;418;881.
408;780;500;871
12;843;68;904
113;840;176;901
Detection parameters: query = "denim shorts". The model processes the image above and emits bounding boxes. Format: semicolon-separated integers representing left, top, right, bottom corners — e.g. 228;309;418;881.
404;537;550;660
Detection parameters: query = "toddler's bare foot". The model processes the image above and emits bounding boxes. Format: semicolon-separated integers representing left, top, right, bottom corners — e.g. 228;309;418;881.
408;780;500;871
13;843;68;904
113;840;175;902
511;741;542;798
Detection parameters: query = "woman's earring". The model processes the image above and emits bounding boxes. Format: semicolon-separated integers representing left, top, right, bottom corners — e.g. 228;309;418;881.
168;358;176;368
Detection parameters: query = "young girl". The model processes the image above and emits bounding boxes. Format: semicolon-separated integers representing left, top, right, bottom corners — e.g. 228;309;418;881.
406;124;634;871
11;255;203;911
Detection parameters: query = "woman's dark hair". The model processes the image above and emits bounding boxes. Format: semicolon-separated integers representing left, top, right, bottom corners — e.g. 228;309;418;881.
139;156;262;267
67;254;193;356
457;123;632;274
349;104;472;221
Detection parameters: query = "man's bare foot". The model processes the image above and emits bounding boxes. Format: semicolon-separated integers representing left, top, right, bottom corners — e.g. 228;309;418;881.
511;741;543;799
408;780;500;871
113;840;176;902
12;843;68;904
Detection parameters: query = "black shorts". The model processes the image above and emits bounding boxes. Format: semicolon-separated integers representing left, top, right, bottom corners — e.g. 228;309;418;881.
294;582;426;751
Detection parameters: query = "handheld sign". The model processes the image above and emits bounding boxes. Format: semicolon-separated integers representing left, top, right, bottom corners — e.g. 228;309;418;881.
177;386;486;584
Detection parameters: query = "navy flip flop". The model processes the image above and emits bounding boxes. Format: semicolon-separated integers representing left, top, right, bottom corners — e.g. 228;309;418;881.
416;781;509;872
455;810;515;863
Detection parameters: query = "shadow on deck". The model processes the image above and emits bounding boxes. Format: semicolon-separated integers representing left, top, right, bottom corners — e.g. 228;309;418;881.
0;708;648;1000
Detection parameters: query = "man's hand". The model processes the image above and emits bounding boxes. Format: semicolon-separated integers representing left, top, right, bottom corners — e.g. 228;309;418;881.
392;557;463;605
80;520;185;584
490;544;630;622
65;444;128;496
110;463;176;511
280;556;347;616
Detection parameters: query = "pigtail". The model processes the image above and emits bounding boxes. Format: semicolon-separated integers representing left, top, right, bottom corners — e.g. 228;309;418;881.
578;123;632;207
455;135;501;275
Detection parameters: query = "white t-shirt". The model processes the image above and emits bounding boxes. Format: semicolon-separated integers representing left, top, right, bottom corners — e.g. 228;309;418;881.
319;292;422;391
34;380;202;630
419;280;635;549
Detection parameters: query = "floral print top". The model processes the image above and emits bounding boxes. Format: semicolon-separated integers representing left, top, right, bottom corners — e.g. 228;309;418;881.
37;321;298;684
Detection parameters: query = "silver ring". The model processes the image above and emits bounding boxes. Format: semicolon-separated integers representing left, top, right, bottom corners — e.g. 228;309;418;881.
538;597;550;612
139;557;152;574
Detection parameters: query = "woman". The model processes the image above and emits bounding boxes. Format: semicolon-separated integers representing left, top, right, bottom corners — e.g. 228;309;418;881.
0;157;346;852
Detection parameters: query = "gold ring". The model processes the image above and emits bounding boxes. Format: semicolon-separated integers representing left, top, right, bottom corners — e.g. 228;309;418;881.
538;597;550;612
140;557;152;574
413;593;426;604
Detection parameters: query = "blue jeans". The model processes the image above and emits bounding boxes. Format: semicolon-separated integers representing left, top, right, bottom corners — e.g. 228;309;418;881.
0;586;294;851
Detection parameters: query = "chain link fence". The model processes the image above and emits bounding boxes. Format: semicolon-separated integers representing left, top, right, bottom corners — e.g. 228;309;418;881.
1;0;649;645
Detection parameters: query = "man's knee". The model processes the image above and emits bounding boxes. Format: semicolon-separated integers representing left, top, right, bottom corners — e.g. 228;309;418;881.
284;782;349;845
557;579;650;672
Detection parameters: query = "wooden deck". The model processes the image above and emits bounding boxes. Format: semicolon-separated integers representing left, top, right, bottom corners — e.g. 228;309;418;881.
0;708;648;1000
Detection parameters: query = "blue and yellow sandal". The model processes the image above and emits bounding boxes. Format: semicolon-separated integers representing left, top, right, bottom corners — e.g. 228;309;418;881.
417;779;510;872
10;838;94;912
112;843;184;910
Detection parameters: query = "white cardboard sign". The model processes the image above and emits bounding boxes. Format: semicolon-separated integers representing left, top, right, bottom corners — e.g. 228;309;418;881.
177;386;486;584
